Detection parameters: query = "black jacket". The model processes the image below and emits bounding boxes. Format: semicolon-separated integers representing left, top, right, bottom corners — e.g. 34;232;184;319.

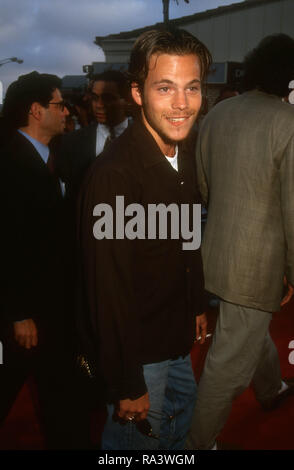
53;122;98;203
77;118;205;402
0;132;70;327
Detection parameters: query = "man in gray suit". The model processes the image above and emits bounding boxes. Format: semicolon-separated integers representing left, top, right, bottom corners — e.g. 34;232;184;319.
186;34;294;450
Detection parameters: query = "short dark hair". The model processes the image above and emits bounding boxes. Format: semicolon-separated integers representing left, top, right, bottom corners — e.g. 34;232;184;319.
128;28;212;90
89;70;129;99
2;71;62;129
242;34;294;97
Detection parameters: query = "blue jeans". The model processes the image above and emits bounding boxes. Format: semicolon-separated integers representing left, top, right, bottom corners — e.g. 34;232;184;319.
102;354;197;450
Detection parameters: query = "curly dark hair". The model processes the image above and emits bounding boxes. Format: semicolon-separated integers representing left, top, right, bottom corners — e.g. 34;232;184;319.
128;28;212;91
242;34;294;97
2;71;62;129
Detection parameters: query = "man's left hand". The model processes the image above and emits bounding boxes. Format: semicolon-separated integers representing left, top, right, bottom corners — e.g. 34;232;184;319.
196;313;208;344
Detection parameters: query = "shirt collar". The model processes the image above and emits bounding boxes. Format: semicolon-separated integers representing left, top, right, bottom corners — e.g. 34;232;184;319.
18;130;49;164
114;117;129;136
131;118;185;170
165;146;179;172
98;118;129;138
165;145;178;160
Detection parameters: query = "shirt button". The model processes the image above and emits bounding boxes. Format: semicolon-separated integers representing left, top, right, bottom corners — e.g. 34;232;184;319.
180;181;184;185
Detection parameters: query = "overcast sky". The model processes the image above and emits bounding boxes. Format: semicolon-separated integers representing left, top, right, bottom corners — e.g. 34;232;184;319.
0;0;243;94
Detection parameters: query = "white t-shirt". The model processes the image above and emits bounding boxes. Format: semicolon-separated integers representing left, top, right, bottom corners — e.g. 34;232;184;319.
165;145;178;172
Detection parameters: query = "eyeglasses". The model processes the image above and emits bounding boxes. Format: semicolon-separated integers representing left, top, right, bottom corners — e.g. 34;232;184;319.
48;100;67;111
135;417;160;439
112;408;183;440
137;408;185;439
112;411;159;439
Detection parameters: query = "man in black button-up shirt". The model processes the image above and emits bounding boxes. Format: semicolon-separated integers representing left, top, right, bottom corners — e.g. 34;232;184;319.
78;29;211;450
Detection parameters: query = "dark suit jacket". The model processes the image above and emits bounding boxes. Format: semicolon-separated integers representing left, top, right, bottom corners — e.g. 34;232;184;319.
54;120;131;205
0;133;91;451
0;132;70;330
54;122;98;204
77;118;206;402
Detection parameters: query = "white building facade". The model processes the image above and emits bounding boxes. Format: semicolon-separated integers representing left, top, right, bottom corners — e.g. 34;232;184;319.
94;0;293;68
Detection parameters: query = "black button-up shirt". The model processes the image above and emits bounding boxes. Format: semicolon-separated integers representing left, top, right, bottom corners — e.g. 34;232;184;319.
77;118;205;401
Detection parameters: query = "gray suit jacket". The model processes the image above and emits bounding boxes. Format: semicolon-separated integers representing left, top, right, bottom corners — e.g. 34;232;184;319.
197;90;294;312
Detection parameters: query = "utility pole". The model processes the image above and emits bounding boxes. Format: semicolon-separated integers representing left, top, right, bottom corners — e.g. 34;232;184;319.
163;0;170;26
162;0;190;26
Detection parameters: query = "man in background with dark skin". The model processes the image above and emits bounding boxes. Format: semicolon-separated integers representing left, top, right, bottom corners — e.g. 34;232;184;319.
56;70;130;203
0;72;90;449
78;29;211;450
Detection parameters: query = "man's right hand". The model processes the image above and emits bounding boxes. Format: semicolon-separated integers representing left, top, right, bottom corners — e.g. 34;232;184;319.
13;319;38;349
281;276;294;307
118;392;150;422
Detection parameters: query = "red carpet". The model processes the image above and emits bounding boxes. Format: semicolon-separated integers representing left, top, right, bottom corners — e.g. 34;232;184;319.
0;299;293;450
